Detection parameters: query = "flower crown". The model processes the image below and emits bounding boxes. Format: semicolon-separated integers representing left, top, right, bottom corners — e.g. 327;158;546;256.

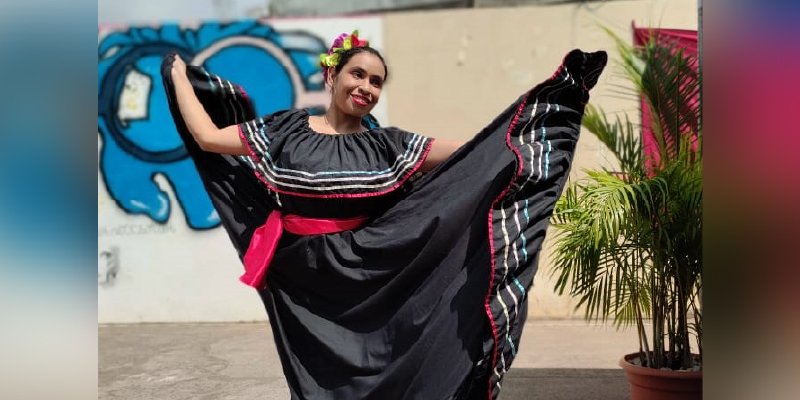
319;30;369;79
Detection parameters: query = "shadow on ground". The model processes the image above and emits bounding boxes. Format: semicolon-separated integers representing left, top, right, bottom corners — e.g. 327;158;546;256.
501;368;629;400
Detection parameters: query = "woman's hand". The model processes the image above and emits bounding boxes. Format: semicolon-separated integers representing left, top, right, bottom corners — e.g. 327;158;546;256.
171;54;188;79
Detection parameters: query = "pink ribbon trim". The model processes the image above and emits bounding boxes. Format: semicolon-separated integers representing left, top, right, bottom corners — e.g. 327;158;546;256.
239;210;368;288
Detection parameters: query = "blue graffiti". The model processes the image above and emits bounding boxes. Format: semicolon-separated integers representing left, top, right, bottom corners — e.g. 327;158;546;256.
98;21;327;229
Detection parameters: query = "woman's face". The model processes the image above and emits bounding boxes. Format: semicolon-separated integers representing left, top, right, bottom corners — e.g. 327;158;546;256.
327;52;385;117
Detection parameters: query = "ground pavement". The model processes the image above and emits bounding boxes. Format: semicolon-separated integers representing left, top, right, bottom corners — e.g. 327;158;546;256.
99;319;637;399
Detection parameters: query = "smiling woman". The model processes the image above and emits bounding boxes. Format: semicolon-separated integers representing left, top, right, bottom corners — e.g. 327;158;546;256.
309;48;387;134
162;29;607;400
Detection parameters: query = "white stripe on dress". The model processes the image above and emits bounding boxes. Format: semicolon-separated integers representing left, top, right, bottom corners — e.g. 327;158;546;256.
250;134;424;182
251;135;427;192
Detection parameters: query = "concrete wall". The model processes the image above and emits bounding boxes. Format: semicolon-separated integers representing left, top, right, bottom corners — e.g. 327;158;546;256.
98;0;697;322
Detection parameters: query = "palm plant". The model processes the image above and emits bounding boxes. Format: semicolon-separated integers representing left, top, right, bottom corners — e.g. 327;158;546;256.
550;29;701;370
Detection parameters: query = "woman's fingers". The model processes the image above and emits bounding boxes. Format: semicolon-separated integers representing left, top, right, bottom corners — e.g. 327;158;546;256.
171;54;187;77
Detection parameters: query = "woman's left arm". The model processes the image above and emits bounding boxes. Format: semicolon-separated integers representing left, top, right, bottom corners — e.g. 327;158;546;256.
420;139;464;172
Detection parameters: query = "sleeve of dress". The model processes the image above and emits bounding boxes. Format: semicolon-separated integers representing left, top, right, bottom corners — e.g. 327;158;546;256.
380;127;436;186
234;116;273;173
160;53;275;258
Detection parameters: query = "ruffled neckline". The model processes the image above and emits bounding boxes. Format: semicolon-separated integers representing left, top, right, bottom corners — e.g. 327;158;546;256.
298;109;379;138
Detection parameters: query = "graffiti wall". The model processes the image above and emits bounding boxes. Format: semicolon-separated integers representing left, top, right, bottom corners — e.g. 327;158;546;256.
98;17;385;322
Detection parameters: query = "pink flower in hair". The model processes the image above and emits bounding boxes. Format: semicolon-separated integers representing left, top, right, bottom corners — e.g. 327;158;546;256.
319;30;370;80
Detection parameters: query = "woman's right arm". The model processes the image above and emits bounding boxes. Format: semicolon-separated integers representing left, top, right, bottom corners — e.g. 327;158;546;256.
420;139;463;172
170;56;248;155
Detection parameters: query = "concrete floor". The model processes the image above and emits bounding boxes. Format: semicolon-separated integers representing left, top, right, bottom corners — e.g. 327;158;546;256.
99;320;636;399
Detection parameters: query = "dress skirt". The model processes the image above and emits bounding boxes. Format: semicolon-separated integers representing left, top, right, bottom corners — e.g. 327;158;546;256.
162;49;607;399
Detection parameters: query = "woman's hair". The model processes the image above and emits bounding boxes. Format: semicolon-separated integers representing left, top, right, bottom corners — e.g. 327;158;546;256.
328;47;389;82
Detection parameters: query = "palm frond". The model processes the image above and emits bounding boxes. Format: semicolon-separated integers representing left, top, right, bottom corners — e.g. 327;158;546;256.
551;26;702;370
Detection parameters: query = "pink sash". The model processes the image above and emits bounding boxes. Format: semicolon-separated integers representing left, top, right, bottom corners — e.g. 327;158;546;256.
239;210;369;288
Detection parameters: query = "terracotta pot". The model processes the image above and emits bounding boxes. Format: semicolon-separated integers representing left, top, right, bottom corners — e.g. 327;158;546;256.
619;353;702;400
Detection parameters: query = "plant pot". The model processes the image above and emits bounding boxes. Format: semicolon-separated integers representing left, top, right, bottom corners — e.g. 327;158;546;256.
619;353;702;400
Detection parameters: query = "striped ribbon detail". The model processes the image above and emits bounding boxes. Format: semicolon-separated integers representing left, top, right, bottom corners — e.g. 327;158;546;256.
485;53;606;398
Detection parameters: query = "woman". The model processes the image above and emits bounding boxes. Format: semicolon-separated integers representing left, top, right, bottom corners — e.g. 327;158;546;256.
162;30;607;400
168;32;462;170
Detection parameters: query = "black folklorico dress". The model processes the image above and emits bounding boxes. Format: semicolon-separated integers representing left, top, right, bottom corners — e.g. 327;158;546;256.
162;49;607;400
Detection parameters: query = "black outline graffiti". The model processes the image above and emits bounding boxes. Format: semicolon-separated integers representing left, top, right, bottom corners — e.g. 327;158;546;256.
99;246;120;287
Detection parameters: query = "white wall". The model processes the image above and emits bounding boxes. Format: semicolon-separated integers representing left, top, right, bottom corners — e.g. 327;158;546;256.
98;0;270;25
